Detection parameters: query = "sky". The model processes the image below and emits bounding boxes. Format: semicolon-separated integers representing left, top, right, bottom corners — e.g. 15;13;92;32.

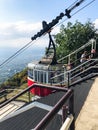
0;0;98;50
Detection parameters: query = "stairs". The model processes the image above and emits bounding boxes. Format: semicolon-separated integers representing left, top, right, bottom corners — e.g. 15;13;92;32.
52;59;98;87
0;101;25;120
51;38;98;86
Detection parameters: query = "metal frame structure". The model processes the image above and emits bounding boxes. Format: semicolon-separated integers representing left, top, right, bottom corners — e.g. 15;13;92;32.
0;84;74;130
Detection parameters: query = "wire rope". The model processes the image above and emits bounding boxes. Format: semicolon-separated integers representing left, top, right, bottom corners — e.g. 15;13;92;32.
55;0;95;28
0;0;95;69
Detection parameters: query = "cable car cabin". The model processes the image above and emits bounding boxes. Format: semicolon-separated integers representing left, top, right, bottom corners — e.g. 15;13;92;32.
27;57;64;97
28;30;64;97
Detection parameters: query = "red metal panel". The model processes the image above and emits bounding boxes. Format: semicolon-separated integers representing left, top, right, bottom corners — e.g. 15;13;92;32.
28;78;52;96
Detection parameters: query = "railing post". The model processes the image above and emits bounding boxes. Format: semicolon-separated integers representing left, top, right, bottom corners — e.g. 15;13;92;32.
68;72;70;88
69;90;74;130
50;79;53;86
28;91;31;102
4;90;7;101
62;105;69;124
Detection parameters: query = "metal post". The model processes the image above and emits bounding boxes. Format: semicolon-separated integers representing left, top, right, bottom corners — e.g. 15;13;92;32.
28;91;31;102
62;105;69;124
68;72;70;88
69;91;74;130
4;89;7;101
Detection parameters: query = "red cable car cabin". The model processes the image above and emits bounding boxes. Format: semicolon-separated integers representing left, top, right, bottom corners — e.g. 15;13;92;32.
27;58;63;96
27;31;64;97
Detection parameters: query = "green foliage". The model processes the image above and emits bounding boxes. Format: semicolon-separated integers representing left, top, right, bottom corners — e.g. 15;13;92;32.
54;20;97;59
0;68;27;89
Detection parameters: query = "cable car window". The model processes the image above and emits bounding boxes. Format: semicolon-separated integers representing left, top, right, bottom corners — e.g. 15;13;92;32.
38;71;40;82
28;69;33;79
40;71;43;83
33;70;49;84
43;72;46;83
34;70;37;81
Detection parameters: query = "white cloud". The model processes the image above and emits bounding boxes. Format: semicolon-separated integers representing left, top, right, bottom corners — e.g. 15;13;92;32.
0;21;42;39
15;21;41;34
93;19;98;29
0;21;45;48
0;20;60;48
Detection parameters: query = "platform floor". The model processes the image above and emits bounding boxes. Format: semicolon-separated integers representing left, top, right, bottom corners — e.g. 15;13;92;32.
75;77;98;130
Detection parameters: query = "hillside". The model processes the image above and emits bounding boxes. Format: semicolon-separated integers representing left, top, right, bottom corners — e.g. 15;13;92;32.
0;68;32;103
0;68;28;89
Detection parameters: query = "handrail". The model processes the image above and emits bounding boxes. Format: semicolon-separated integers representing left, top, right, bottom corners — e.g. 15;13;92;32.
1;72;98;130
0;84;75;130
34;89;74;130
0;83;68;108
0;89;7;101
51;59;98;86
70;60;98;79
1;64;98;130
58;38;96;63
70;72;98;87
60;114;74;130
51;67;98;87
68;59;98;73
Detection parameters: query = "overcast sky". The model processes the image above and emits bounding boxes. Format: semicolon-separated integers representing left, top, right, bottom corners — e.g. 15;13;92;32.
0;0;98;49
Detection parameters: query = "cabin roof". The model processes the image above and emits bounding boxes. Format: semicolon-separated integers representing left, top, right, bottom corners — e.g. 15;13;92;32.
28;61;50;70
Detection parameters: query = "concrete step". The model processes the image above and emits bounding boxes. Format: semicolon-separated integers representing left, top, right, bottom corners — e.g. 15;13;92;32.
0;101;25;120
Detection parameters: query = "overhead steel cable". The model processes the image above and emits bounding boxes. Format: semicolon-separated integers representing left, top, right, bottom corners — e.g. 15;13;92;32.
0;0;93;68
31;0;85;41
71;0;96;17
56;0;96;28
67;0;85;12
0;35;45;68
67;0;79;9
0;40;32;68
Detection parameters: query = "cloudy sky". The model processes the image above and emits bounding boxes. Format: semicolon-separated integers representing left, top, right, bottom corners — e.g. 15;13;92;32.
0;0;98;49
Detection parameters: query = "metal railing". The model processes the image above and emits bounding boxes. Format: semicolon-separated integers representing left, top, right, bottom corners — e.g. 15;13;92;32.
58;38;96;63
33;88;74;130
0;61;98;129
0;83;74;130
51;59;98;87
0;89;7;102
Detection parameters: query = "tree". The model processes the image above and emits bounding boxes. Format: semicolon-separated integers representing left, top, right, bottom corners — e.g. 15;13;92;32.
54;20;97;59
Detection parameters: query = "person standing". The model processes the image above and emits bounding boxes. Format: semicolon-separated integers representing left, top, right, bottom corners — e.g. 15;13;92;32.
91;48;96;58
80;51;87;63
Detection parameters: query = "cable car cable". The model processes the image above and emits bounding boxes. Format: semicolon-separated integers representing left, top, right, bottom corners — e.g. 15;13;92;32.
0;40;32;68
55;0;96;28
57;0;95;26
0;0;94;68
71;0;96;17
31;0;85;41
67;0;79;9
